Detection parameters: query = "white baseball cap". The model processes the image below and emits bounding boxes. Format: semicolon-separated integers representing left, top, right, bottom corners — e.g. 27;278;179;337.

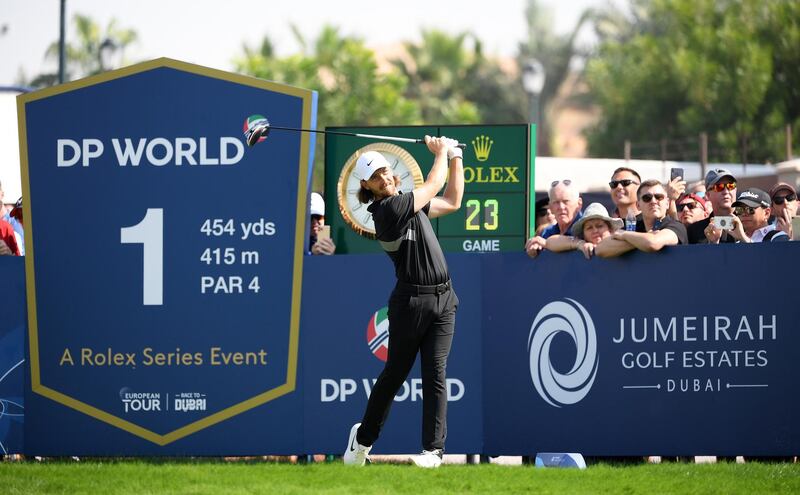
310;192;325;216
355;151;391;181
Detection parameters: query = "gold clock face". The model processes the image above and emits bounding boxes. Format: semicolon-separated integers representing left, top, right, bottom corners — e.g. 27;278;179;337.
337;142;424;239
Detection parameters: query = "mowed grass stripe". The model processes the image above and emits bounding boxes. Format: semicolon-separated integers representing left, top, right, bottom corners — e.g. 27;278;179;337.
1;461;799;495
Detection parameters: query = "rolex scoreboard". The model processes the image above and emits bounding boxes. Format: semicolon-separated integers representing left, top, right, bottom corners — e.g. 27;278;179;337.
325;125;535;254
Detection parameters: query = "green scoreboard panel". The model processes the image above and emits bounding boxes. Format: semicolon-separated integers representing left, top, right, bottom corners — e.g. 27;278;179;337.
324;124;535;254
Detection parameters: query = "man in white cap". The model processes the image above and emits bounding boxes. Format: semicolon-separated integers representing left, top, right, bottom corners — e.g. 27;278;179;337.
344;136;464;469
309;192;336;255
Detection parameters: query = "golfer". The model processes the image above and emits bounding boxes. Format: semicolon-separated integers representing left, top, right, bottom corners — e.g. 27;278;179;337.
343;136;464;468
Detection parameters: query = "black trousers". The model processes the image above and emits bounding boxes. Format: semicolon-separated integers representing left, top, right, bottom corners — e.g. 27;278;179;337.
356;283;458;451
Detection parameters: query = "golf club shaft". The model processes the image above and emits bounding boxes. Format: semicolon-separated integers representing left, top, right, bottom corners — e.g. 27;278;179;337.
268;125;467;149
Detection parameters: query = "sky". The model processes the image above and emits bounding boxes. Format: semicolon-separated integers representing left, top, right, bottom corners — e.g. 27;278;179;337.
0;0;605;85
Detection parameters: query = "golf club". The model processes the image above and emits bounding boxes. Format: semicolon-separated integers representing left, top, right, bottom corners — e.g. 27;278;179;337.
244;115;467;149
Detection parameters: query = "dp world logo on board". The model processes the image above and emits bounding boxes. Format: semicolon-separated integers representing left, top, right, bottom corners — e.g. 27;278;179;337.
366;307;390;362
528;298;599;407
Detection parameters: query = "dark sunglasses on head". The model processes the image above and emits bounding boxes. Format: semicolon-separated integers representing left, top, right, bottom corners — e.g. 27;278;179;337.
640;193;666;203
772;193;797;205
676;202;698;211
551;179;572;187
609;179;639;189
734;206;759;216
709;182;737;192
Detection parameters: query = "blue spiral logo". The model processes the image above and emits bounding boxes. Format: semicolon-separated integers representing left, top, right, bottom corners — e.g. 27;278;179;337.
528;298;599;407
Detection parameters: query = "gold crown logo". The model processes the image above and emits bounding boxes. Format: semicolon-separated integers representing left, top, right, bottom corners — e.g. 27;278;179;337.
471;135;493;162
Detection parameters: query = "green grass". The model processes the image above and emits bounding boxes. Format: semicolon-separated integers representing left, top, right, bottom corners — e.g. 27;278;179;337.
1;459;799;494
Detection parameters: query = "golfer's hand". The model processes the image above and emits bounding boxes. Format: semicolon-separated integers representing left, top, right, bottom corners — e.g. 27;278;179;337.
424;135;449;156
0;240;12;256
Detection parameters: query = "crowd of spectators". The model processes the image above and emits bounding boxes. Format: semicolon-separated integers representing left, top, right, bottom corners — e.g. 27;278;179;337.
527;167;795;259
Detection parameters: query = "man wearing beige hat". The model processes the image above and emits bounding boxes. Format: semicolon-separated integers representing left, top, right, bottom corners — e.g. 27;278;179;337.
769;182;797;238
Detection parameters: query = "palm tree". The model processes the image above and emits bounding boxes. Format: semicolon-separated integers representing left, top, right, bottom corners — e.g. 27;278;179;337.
28;14;137;87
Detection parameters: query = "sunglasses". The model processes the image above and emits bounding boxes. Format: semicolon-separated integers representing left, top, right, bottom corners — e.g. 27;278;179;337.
734;206;760;216
640;193;666;203
551;179;572;187
709;182;737;192
676;202;698;211
773;193;797;205
609;179;639;189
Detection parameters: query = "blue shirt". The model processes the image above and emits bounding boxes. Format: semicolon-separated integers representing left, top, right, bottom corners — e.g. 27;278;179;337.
540;211;583;239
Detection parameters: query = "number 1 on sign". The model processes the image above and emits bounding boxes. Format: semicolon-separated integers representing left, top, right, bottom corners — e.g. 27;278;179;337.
120;208;164;306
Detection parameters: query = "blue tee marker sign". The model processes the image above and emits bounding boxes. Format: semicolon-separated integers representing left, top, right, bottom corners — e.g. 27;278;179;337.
18;59;316;445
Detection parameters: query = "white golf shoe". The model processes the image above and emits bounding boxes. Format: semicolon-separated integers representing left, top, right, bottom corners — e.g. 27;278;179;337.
343;423;371;466
412;449;443;468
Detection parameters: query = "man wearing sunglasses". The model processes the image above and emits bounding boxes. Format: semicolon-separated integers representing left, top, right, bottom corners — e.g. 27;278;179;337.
769;183;797;239
729;188;789;243
608;167;642;221
596;180;687;258
688;168;738;244
675;192;709;227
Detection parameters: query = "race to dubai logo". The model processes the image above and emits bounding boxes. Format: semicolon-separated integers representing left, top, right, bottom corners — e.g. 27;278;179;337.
366;307;390;362
528;298;599;407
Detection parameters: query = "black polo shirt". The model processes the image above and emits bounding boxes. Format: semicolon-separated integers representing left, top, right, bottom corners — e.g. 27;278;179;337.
368;192;449;285
636;215;688;244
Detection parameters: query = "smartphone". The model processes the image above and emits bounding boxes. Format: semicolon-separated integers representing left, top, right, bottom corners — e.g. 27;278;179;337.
317;225;331;241
792;217;800;241
670;167;684;181
712;216;734;231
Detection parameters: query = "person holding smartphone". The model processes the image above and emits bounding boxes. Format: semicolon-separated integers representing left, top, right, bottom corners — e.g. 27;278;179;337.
343;136;464;469
686;168;739;244
309;192;336;255
728;188;789;243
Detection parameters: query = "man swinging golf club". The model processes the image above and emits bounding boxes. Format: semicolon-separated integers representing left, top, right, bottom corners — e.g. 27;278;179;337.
343;136;464;468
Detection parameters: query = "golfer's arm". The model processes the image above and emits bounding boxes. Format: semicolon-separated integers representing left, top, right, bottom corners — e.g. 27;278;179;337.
428;156;464;218
413;149;449;213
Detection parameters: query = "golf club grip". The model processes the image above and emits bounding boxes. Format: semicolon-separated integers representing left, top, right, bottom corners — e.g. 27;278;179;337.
413;139;467;149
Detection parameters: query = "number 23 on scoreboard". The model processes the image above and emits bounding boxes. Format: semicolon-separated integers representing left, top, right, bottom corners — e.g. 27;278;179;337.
464;198;499;231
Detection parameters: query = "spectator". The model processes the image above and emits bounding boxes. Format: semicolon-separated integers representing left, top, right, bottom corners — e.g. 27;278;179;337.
728;188;788;243
769;183;797;239
675;193;709;227
545;203;623;259
534;197;556;236
689;181;713;216
608;167;641;220
687;168;737;244
9;198;22;227
0;217;19;256
309;192;336;255
596;180;687;257
0;182;23;255
525;180;582;258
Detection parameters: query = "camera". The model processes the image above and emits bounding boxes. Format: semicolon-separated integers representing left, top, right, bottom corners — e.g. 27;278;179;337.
712;216;734;231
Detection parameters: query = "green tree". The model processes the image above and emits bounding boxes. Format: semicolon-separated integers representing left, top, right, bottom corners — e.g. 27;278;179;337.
393;29;527;125
25;14;137;88
234;25;421;191
586;0;800;162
